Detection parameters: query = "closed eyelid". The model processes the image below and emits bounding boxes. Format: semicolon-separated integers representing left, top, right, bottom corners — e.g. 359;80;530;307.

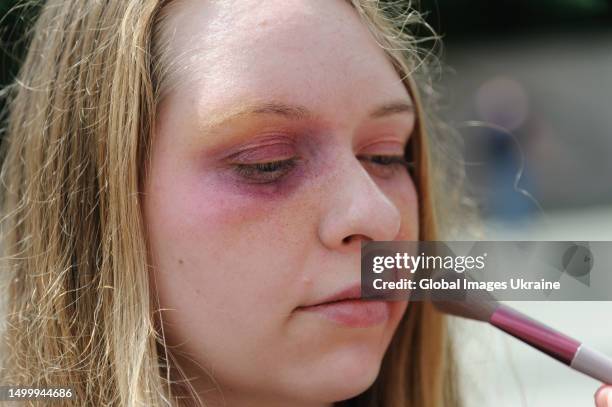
194;99;415;155
228;143;297;163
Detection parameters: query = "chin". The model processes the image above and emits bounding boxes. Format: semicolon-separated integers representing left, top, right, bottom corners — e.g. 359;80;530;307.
306;341;388;403
283;302;407;403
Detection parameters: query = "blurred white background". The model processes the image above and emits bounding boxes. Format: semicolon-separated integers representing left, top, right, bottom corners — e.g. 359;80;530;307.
453;209;612;406
426;4;612;404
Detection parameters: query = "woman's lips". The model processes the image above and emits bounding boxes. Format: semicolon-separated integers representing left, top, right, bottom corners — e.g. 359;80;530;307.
297;299;392;328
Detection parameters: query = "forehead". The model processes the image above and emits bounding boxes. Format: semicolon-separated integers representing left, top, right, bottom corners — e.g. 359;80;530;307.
159;0;410;122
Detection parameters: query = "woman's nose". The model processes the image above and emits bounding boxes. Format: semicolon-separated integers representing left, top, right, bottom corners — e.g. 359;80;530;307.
317;154;403;251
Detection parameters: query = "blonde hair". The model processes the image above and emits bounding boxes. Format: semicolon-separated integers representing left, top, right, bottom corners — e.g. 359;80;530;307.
0;1;466;406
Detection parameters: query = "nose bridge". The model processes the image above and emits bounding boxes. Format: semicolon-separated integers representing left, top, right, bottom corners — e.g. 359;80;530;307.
317;150;402;248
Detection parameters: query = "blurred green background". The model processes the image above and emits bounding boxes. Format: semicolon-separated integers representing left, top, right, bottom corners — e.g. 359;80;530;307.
0;1;39;96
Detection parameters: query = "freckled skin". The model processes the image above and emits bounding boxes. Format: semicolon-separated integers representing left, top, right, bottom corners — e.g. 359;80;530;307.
142;1;418;407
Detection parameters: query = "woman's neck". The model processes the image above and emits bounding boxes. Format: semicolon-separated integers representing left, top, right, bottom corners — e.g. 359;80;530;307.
174;382;334;407
167;354;334;407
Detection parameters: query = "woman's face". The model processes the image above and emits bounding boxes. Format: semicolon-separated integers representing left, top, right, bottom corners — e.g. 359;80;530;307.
143;0;418;406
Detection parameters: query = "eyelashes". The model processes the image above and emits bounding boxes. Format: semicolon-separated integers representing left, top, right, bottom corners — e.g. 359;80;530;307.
232;155;415;184
233;158;299;184
358;154;416;179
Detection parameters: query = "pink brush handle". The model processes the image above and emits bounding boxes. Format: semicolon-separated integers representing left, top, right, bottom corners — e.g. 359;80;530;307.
490;304;612;384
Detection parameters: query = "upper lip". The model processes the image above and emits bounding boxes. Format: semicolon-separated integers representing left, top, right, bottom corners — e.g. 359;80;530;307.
299;283;362;308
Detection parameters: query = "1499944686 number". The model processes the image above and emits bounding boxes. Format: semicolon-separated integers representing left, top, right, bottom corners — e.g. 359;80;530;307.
0;386;74;400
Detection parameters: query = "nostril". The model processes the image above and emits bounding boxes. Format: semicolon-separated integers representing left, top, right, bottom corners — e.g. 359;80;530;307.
342;234;371;245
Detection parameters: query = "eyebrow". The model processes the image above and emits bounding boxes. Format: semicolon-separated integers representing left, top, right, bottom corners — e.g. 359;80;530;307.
200;99;414;130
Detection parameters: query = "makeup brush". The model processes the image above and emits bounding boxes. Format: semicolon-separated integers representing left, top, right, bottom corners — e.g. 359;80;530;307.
433;291;612;384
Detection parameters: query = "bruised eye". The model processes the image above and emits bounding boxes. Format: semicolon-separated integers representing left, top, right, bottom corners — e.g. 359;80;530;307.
357;154;415;179
233;158;299;184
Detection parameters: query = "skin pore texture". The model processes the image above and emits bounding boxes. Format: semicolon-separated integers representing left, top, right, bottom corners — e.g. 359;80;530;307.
143;0;418;406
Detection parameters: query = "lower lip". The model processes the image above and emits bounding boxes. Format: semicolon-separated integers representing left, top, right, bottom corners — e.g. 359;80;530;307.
298;299;392;328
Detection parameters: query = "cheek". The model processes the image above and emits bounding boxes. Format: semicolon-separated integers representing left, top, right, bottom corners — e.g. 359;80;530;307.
142;160;318;330
145;171;303;291
142;157;336;388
